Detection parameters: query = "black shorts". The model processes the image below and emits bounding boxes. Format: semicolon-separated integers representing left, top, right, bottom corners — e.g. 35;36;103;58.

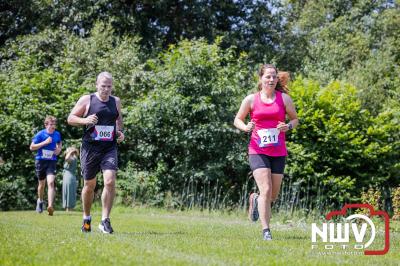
35;160;57;180
249;154;286;174
80;143;118;180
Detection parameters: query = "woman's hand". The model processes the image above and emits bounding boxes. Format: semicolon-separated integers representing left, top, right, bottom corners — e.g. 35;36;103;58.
245;121;255;133
277;121;290;132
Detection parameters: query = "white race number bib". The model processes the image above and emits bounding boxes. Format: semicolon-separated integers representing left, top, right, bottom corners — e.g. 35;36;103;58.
42;149;54;159
94;125;114;141
257;128;280;147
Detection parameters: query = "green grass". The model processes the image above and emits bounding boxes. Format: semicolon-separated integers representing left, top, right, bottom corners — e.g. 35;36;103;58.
1;207;399;265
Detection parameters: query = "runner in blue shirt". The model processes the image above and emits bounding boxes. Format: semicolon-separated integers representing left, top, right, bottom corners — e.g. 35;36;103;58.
30;116;62;216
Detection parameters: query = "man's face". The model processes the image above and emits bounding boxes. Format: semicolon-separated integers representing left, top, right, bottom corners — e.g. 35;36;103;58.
96;77;113;98
45;122;56;133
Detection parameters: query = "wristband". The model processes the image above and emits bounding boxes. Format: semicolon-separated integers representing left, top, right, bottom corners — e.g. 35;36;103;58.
288;123;293;130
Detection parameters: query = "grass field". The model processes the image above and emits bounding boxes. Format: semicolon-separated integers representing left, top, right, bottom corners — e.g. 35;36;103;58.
1;206;399;265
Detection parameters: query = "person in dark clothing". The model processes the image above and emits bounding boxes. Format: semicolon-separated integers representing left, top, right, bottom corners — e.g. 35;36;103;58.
67;72;125;234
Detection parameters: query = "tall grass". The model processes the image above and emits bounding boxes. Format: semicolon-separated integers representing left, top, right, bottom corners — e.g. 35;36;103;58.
172;173;332;217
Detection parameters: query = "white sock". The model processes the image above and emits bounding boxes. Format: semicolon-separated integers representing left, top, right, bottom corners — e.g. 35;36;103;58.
83;215;91;220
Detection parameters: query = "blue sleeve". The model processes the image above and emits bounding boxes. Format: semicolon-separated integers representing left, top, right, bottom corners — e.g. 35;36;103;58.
56;131;62;143
32;131;42;144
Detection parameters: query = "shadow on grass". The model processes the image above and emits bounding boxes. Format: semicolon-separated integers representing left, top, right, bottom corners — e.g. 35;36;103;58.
280;235;309;240
117;231;186;236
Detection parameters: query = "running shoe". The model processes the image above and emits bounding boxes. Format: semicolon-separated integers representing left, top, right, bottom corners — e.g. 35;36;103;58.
47;206;54;216
263;229;272;241
36;199;43;213
248;193;259;222
81;218;91;233
98;218;114;234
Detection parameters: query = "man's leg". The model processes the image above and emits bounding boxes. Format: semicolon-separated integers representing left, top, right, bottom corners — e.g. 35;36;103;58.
36;179;45;213
46;174;56;215
37;179;45;201
101;170;116;220
98;170;116;234
82;178;97;217
80;178;96;232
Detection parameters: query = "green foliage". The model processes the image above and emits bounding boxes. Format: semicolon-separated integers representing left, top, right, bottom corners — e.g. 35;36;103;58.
392;187;400;220
285;0;400;113
1;11;399;213
356;187;382;216
123;39;253;204
117;162;161;206
286;77;400;210
1;0;290;69
0;23;142;209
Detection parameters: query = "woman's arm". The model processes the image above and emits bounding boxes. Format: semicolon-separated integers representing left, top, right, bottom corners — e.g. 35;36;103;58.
234;94;255;133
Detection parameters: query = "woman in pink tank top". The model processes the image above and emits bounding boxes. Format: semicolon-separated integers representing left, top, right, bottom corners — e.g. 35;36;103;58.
234;64;299;241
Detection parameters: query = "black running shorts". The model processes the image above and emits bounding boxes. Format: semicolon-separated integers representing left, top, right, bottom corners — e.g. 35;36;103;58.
35;160;57;180
249;154;286;174
80;143;118;180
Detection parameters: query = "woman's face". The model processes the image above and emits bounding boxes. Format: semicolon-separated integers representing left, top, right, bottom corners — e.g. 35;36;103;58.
260;68;278;90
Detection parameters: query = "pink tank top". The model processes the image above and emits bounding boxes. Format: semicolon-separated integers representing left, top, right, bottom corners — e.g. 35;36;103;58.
248;91;287;156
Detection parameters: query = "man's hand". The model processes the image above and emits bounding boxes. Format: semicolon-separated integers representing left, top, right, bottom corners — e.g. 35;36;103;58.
55;145;62;155
85;114;98;126
44;137;53;145
117;130;125;143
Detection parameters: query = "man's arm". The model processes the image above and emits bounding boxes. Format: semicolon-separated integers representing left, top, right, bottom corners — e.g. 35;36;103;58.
55;141;62;156
30;138;52;151
67;95;97;126
115;97;125;143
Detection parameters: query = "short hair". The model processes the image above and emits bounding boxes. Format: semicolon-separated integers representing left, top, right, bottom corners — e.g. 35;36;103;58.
44;116;57;126
96;72;113;83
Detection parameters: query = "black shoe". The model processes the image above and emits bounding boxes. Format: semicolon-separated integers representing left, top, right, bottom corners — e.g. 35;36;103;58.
98;218;114;234
81;218;91;233
248;193;259;222
36;199;44;213
263;228;272;241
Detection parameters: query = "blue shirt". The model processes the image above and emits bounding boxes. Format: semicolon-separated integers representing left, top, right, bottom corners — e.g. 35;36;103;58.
32;129;62;161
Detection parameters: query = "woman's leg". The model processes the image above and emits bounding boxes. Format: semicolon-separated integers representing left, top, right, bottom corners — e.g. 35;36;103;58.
253;168;272;230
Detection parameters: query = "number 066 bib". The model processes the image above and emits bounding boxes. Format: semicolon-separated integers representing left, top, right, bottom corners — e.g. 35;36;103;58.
93;125;114;141
257;128;280;147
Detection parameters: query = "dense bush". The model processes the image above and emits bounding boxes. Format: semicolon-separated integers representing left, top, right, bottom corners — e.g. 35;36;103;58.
285;78;400;211
122;39;253;207
0;23;143;209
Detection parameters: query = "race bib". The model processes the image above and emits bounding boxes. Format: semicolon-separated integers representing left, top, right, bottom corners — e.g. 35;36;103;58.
93;125;114;141
257;128;280;147
42;149;54;159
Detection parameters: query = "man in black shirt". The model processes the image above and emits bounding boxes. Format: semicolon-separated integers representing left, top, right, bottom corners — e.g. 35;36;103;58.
68;72;125;234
